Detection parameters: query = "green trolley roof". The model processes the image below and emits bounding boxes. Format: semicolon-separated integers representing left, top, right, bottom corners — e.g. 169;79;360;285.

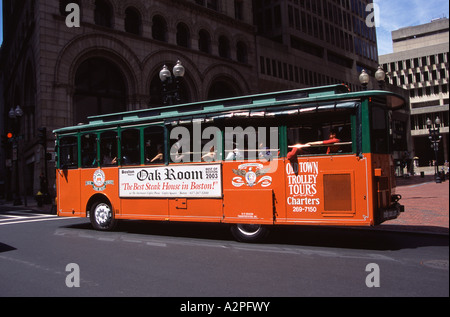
54;84;406;135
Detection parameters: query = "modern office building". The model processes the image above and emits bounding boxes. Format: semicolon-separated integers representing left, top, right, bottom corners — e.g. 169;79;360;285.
1;0;380;200
380;18;449;168
254;0;380;92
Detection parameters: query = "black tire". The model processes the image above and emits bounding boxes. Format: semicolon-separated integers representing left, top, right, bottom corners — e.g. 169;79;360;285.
230;224;269;243
89;200;117;231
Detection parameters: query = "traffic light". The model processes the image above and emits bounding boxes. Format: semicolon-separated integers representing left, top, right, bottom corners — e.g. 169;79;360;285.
1;133;13;149
38;127;47;147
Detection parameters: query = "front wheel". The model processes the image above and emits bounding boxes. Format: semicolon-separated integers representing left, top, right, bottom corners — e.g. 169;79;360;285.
90;200;117;231
230;224;269;243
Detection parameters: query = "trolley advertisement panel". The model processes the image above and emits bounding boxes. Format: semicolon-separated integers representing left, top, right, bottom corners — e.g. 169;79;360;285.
119;164;222;198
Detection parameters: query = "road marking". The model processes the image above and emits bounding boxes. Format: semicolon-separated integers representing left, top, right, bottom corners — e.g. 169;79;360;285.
0;215;25;219
0;213;76;226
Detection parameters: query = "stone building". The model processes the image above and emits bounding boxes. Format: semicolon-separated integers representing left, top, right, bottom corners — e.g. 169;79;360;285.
1;0;380;200
379;18;449;167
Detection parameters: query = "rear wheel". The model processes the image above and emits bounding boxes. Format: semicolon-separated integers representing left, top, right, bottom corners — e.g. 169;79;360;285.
230;224;269;243
90;200;117;231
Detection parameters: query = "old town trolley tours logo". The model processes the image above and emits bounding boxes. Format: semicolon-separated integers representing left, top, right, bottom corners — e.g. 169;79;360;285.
85;169;114;191
232;163;272;187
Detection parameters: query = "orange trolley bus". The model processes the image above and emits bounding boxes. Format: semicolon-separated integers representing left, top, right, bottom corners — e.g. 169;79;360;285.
54;84;407;242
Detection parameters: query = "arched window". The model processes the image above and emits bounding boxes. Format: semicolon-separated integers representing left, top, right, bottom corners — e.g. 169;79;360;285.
125;7;141;35
218;36;231;59
176;23;190;48
207;79;240;100
236;41;248;64
152;15;168;42
94;0;113;28
73;58;126;124
198;29;211;54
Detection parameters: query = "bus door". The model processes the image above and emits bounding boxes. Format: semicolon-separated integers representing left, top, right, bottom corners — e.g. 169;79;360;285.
57;135;82;216
221;126;282;225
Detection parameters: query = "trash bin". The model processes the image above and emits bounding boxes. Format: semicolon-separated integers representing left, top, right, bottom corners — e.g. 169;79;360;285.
420;171;425;178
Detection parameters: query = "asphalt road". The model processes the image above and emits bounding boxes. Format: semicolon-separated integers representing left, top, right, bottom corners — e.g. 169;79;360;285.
0;206;448;299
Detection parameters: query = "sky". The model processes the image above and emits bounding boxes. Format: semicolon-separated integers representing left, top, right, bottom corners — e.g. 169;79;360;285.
0;1;449;55
375;0;449;55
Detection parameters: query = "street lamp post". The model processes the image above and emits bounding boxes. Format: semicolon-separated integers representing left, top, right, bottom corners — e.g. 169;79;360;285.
427;117;442;183
359;66;386;91
159;60;185;106
359;69;370;90
375;66;386;89
8;105;24;205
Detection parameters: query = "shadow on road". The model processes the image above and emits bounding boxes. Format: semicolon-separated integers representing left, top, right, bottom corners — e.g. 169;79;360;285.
0;242;16;254
268;225;449;251
62;220;449;252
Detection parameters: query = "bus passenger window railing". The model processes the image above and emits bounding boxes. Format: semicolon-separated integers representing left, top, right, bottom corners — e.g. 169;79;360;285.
224;148;280;161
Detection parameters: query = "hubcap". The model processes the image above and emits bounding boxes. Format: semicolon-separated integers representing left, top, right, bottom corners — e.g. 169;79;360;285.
94;203;111;226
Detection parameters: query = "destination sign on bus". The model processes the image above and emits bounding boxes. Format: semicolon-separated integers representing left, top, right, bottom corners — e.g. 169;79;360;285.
119;164;222;198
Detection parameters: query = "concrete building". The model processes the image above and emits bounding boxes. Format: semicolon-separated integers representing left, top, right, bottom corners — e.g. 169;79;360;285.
380;18;449;168
0;0;380;201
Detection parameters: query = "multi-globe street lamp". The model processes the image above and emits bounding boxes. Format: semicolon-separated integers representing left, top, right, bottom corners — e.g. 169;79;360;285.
359;66;386;90
8;105;24;205
159;60;185;106
427;116;442;183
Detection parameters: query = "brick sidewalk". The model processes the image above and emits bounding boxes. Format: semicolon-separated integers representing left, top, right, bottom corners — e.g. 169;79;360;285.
379;175;449;235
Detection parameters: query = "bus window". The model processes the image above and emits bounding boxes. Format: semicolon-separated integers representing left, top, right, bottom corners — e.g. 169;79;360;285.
100;131;118;167
224;122;279;162
200;125;222;163
170;129;191;163
287;111;353;157
81;133;98;168
59;136;78;169
121;129;140;166
392;117;408;152
257;126;279;161
144;126;165;164
371;106;389;153
168;124;223;163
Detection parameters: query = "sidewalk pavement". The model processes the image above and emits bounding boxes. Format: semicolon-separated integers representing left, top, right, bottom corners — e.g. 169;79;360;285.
377;175;449;235
1;175;448;236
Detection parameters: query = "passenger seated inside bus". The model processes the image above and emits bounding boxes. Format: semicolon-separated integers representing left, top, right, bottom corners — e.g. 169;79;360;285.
150;144;164;163
258;142;274;161
144;127;165;164
307;128;341;154
202;146;216;162
287;128;341;160
225;142;243;160
102;152;117;165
